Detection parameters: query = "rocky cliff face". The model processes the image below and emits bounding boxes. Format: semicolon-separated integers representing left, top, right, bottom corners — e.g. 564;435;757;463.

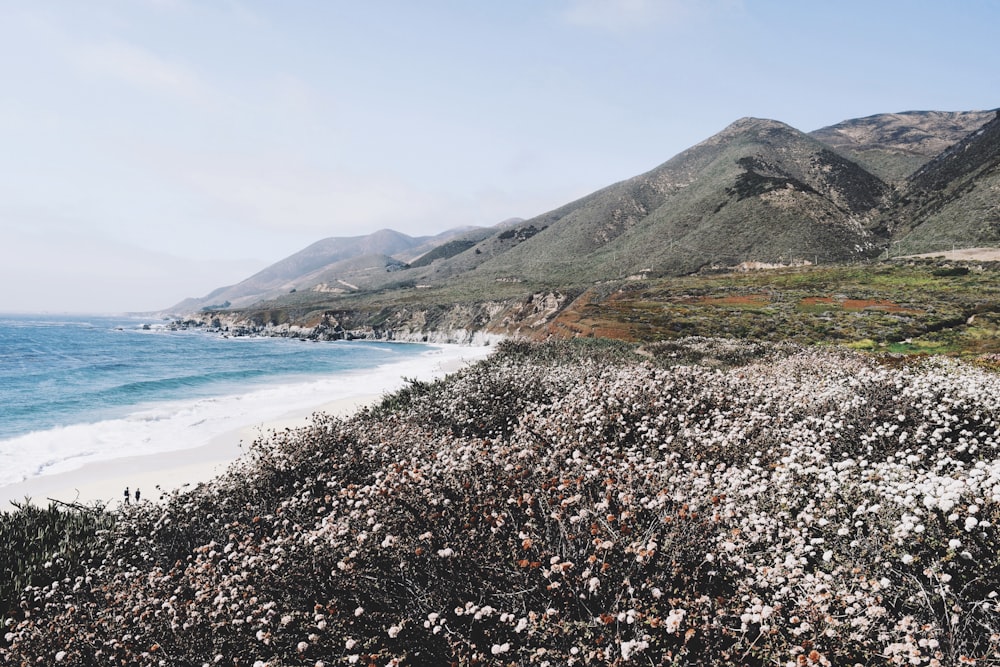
189;291;573;345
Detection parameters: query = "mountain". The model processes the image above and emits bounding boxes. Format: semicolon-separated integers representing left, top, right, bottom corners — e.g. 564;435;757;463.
173;108;1000;322
404;117;890;287
887;109;1000;254
808;110;996;184
170;227;479;311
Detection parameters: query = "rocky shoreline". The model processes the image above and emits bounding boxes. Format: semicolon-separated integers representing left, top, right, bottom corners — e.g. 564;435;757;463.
168;314;506;346
165;290;572;346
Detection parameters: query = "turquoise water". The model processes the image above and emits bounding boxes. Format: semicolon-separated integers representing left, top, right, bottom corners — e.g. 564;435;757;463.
0;314;430;485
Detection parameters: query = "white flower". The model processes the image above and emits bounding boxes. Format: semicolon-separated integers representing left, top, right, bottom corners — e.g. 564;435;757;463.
620;639;649;661
965;516;979;531
296;641;309;653
55;652;66;663
491;642;510;655
665;608;686;633
345;638;357;650
948;538;962;550
902;554;914;564
354;607;364;617
387;624;402;638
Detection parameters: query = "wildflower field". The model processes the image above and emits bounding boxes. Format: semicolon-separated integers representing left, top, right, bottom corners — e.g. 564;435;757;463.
4;338;1000;666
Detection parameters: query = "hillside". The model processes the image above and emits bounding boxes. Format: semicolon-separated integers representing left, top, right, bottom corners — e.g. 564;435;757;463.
398;118;890;289
888;110;1000;254
171;227;481;311
200;258;1000;360
169;108;1000;340
5;339;1000;665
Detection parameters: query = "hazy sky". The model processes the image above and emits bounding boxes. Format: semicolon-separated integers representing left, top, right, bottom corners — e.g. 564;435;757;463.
2;0;997;313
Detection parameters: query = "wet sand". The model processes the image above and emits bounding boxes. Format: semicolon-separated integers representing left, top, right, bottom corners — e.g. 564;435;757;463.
0;343;492;510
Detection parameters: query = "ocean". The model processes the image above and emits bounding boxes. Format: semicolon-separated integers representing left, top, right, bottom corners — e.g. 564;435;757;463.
0;314;437;488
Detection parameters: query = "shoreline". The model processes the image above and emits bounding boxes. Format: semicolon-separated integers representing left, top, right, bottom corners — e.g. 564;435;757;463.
0;342;493;510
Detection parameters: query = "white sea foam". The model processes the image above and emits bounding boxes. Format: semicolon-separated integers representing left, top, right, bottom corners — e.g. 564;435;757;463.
0;343;493;489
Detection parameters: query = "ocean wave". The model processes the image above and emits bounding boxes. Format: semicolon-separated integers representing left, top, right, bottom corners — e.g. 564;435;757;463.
0;343;492;489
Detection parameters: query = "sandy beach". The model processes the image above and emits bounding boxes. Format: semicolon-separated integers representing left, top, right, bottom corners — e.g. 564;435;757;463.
0;342;493;510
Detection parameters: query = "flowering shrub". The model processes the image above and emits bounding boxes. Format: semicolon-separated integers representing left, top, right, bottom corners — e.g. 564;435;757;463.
4;339;1000;665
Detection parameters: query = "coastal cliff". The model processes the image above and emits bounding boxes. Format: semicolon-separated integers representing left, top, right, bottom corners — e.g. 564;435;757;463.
182;290;573;345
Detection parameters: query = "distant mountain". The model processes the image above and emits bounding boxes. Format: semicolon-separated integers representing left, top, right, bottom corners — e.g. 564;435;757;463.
171;227;474;311
174;108;1000;318
809;110;995;184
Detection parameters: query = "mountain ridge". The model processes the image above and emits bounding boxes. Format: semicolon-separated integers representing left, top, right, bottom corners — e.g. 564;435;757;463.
170;107;1000;325
807;109;996;183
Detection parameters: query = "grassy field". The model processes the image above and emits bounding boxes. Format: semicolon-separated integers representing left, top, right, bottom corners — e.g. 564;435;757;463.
541;258;1000;358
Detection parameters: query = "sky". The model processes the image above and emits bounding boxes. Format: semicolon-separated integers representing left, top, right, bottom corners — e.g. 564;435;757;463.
1;0;997;313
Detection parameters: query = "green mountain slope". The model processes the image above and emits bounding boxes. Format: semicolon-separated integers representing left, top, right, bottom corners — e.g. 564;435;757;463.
442;118;890;285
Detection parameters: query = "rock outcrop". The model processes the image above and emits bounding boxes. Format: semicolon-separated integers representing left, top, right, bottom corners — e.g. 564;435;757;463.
183;291;573;345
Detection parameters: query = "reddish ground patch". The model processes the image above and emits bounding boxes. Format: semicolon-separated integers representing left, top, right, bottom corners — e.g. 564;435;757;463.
692;294;771;307
538;290;644;341
799;296;920;314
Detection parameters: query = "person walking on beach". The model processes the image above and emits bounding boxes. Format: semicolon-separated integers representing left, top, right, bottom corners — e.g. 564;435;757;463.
135;488;140;502
124;486;130;504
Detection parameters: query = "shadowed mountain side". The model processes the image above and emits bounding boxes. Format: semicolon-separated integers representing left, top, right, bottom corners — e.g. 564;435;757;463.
390;225;491;264
809;110;996;184
889;110;1000;254
406;227;500;269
